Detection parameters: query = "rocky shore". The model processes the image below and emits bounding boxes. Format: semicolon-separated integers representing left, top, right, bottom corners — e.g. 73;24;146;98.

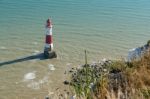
45;41;150;99
63;59;128;99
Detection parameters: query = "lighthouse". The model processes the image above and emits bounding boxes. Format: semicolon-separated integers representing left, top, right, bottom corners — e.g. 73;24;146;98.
44;18;57;58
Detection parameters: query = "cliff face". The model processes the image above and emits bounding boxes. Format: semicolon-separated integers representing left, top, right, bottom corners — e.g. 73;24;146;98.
127;43;150;62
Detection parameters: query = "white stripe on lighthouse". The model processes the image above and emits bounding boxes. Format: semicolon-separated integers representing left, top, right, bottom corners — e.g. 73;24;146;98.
45;28;52;35
45;44;53;49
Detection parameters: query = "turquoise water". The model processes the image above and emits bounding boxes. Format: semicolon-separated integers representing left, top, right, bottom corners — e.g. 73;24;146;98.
1;0;150;98
1;0;150;60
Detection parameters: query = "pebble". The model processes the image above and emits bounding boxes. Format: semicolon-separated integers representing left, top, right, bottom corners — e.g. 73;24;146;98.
63;80;70;85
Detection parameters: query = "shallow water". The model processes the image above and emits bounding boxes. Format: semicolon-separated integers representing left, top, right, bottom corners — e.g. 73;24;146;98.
1;0;150;98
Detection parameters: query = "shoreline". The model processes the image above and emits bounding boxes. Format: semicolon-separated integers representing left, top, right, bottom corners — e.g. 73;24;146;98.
0;41;150;99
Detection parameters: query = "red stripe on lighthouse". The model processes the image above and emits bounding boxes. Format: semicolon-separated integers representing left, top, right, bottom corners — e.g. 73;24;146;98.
46;35;52;44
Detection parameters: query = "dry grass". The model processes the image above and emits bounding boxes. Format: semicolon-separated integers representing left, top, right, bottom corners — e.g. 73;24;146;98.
67;49;150;99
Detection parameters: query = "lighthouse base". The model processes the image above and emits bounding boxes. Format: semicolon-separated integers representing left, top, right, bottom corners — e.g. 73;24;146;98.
44;51;57;59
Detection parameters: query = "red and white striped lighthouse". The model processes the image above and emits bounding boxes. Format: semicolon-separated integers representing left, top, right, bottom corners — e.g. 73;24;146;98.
44;18;53;51
44;18;56;58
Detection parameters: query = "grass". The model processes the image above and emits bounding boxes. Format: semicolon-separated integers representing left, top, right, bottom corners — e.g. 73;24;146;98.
68;49;150;99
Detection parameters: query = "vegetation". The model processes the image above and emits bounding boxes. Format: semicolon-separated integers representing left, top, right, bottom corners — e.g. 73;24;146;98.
68;49;150;99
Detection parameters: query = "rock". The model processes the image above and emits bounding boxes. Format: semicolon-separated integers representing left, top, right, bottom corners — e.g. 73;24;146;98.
103;69;107;72
44;51;57;59
63;80;70;85
45;96;49;99
108;71;127;92
70;95;76;99
110;68;121;73
69;70;73;73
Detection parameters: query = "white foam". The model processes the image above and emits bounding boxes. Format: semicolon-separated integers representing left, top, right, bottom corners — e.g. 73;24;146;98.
66;63;71;66
23;71;51;90
0;46;6;50
26;75;50;90
127;47;142;61
129;48;136;51
34;50;40;53
48;64;55;71
24;72;36;81
33;42;38;45
42;76;49;82
39;76;49;84
32;50;40;55
27;82;40;90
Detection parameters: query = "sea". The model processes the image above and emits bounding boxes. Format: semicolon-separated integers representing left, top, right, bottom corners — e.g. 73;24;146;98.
0;0;150;98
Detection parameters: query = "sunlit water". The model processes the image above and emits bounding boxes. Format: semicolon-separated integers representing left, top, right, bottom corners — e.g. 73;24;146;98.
1;0;150;98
